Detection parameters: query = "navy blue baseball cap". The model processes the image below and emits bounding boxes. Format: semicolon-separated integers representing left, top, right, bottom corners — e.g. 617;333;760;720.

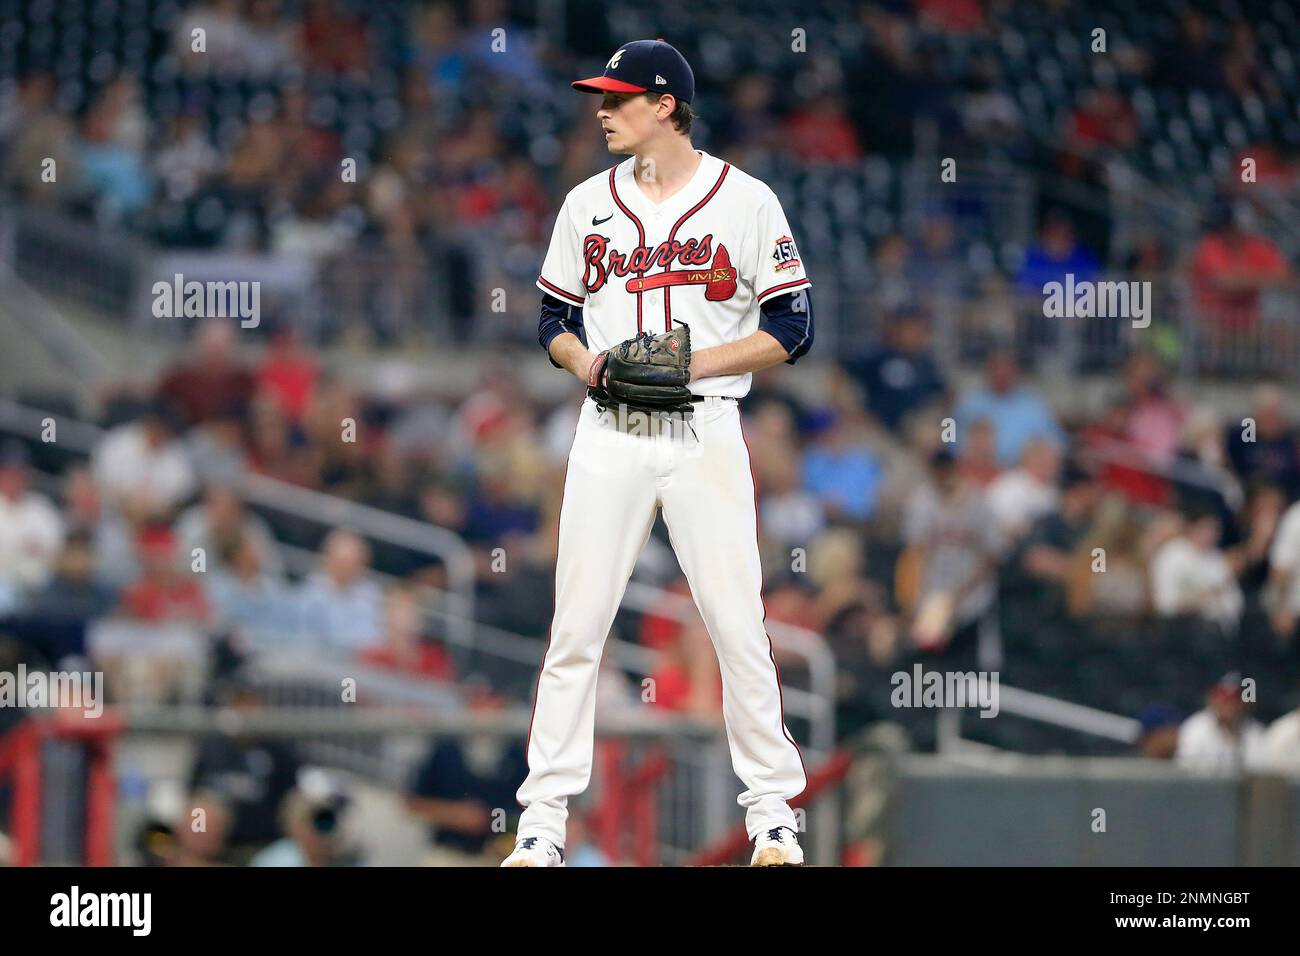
572;39;695;105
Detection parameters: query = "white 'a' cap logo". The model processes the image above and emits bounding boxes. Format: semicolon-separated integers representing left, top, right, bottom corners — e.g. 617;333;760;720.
607;49;624;70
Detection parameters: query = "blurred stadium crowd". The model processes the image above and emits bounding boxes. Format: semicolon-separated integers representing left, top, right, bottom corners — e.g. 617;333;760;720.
2;0;1300;864
4;0;1300;353
3;312;1300;862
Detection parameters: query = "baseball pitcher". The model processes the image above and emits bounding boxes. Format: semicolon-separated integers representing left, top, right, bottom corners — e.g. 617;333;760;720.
504;39;815;867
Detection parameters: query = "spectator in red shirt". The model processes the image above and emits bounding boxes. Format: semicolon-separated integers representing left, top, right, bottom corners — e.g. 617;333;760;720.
358;585;456;681
1124;353;1187;472
1190;202;1291;333
256;324;319;424
1054;90;1136;255
638;577;691;652
121;525;210;624
453;156;548;238
300;0;370;75
496;157;550;243
1079;394;1172;507
1059;88;1137;178
157;318;256;428
1078;356;1187;507
783;93;864;165
913;0;985;34
647;618;722;716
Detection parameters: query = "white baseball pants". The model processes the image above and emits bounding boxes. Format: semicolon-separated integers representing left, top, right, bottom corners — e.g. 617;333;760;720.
516;396;807;850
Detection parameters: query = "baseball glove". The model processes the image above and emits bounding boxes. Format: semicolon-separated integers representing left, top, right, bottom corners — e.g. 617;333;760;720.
587;323;693;414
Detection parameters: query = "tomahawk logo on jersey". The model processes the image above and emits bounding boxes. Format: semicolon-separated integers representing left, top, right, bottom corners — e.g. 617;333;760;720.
536;151;812;399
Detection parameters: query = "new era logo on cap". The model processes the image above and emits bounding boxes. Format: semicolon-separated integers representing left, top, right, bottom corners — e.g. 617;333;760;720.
572;39;695;104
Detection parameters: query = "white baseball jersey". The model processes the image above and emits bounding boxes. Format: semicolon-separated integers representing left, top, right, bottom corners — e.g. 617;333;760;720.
536;150;811;398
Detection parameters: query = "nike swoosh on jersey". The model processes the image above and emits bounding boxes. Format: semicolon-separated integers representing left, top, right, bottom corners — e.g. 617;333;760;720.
592;214;613;225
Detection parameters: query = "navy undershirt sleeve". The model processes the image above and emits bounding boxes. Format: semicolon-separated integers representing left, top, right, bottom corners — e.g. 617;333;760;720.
757;288;815;364
538;293;586;369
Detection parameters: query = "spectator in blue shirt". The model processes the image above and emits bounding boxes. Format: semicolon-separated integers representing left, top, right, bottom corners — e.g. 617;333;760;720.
296;530;383;653
954;349;1064;467
79;88;153;218
1015;211;1100;295
205;533;297;651
801;410;884;523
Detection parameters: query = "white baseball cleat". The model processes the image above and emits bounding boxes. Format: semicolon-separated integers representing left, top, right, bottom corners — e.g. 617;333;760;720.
501;836;566;867
750;827;804;866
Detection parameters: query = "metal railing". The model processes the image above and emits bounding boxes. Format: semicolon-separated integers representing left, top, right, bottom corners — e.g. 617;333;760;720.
7;205;146;321
8;703;735;865
926;276;1300;384
120;703;733;865
0;261;113;390
10;178;1298;388
172;496;837;759
935;686;1143;758
0;397;835;743
270;539;839;864
620;580;837;754
0;400;478;647
2;395;840;863
237;472;477;643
